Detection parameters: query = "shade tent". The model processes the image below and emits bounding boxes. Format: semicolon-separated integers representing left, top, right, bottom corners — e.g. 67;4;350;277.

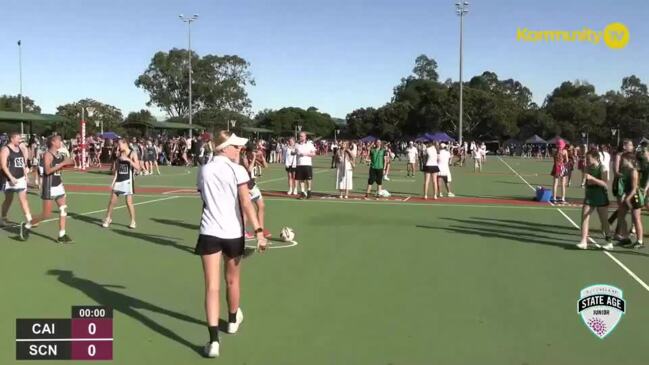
360;135;378;143
547;136;569;145
503;138;521;146
0;110;68;124
98;131;120;140
414;136;429;143
241;126;274;134
524;135;548;144
427;132;456;142
639;137;649;145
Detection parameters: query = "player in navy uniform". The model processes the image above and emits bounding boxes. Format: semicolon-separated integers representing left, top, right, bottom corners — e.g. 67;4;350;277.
102;138;140;229
22;135;75;242
1;132;32;230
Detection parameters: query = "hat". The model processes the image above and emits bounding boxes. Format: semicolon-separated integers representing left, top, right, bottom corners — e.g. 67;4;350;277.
440;143;447;148
215;133;248;151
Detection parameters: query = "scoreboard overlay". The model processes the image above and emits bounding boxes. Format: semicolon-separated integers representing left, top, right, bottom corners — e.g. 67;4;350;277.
16;306;113;361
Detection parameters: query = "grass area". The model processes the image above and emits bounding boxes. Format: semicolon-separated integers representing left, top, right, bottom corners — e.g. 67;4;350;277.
1;156;648;364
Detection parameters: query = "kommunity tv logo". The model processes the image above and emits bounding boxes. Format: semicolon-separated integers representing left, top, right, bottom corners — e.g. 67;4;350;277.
517;22;629;49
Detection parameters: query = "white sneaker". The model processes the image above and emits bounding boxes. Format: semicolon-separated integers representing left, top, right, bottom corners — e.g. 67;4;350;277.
128;222;137;229
287;190;292;195
203;341;220;358
227;308;244;334
577;241;588;250
602;242;614;251
447;192;456;197
384;176;390;181
101;218;112;228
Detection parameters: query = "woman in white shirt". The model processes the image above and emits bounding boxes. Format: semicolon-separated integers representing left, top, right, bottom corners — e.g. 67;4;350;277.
336;140;356;199
437;143;455;197
422;141;440;199
195;131;267;358
284;138;298;195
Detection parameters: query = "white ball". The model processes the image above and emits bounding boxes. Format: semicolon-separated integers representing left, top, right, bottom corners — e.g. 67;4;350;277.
280;227;295;242
378;189;391;198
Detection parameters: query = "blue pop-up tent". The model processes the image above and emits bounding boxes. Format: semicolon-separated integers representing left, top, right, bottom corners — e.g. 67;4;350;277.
98;131;120;140
427;132;456;142
360;135;378;143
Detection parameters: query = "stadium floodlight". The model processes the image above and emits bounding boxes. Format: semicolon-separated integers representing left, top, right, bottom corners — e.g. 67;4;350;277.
455;1;469;145
178;14;200;138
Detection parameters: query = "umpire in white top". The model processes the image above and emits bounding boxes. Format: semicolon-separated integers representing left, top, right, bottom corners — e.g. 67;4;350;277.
195;131;267;358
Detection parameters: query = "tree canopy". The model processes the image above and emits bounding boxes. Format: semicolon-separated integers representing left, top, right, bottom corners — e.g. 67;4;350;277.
135;49;255;119
345;55;649;143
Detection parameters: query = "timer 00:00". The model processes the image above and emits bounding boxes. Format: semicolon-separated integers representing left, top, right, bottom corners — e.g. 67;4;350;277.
78;308;106;318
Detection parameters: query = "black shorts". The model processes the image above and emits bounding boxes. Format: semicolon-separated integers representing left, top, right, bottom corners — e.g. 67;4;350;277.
285;166;296;173
195;234;245;258
295;165;313;181
423;166;440;174
368;168;384;185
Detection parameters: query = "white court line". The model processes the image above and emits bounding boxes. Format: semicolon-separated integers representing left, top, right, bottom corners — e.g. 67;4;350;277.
403;196;412;202
10;196;178;228
498;156;649;292
163;189;196;195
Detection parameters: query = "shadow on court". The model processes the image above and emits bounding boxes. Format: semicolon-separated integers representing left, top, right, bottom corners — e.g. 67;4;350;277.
112;229;194;254
46;269;204;355
151;218;199;231
68;212;130;228
2;224;59;243
417;217;581;250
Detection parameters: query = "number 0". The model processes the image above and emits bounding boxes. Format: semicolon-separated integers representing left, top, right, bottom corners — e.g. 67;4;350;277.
88;344;96;357
88;323;96;335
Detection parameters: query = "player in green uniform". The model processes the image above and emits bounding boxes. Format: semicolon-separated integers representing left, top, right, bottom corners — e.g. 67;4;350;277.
578;151;613;250
619;152;645;249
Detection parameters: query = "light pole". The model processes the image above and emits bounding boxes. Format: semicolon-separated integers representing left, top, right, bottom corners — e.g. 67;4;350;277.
227;120;236;132
456;1;469;145
335;129;340;144
295;124;302;140
611;127;620;147
179;14;199;138
18;40;24;135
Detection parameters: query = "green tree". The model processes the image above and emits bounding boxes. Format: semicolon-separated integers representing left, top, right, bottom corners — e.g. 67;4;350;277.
256;107;336;137
55;99;124;138
0;94;41;113
135;49;255;119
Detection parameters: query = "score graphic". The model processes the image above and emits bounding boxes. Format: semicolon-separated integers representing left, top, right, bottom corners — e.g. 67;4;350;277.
16;306;113;361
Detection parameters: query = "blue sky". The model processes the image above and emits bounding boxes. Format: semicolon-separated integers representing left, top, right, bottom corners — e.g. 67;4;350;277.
0;0;647;119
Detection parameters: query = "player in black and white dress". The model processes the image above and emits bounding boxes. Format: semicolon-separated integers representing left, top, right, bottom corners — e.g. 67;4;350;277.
1;132;32;229
102;138;140;229
23;135;75;242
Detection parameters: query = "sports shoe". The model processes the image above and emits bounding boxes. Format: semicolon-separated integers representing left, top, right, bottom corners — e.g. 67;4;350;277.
263;229;272;238
601;242;614;251
245;231;254;239
631;241;645;249
57;234;73;244
227;308;244;334
620;238;634;248
384;176;390;181
447;192;456;197
287;190;292;195
306;191;312;199
19;222;30;241
203;341;220;358
576;241;588;250
101;218;111;228
128;222;137;229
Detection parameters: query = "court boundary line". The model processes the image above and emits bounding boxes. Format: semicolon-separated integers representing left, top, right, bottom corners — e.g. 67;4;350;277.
10;196;179;228
498;156;649;292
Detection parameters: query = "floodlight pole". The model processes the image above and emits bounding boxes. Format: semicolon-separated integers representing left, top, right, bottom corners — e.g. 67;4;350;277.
18;40;24;135
456;2;469;145
179;14;199;138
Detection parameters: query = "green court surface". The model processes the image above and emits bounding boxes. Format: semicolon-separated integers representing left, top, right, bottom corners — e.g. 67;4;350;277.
2;156;648;364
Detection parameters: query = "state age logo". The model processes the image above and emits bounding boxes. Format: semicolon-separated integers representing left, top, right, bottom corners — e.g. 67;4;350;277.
577;285;626;339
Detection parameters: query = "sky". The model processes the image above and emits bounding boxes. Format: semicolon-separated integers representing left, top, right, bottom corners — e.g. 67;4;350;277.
0;0;647;120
